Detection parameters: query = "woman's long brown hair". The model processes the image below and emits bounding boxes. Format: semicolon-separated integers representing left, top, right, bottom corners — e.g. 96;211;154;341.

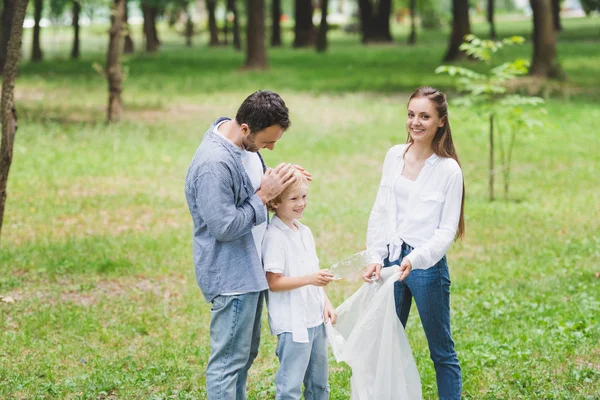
406;86;465;239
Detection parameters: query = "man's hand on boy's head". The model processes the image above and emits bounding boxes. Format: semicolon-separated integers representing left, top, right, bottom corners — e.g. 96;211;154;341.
257;163;296;204
292;164;312;182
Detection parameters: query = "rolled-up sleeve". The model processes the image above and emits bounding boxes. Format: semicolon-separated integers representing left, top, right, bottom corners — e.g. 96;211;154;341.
195;164;266;242
406;169;463;270
366;150;394;265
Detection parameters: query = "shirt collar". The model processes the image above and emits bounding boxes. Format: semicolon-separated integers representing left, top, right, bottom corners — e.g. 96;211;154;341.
399;143;440;165
272;215;306;234
209;117;242;155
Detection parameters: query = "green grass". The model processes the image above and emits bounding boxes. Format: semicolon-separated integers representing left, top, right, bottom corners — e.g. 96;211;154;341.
1;16;599;399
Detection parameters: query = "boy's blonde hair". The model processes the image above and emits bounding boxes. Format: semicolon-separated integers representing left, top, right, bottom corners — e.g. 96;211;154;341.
267;169;309;212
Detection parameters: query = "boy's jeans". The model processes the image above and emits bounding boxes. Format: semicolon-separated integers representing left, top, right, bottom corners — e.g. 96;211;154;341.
384;243;462;400
206;291;264;400
275;323;330;400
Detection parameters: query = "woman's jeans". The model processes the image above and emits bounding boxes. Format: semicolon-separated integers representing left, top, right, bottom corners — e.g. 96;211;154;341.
206;291;264;400
384;243;462;400
274;323;330;400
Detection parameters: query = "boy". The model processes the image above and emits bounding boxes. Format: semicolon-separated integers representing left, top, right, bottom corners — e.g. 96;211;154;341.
262;169;337;400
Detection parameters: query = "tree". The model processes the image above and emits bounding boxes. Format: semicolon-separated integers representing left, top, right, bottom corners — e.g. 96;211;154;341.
487;0;496;40
316;0;328;52
293;0;314;47
185;7;193;46
551;0;561;31
443;0;471;61
71;0;81;58
358;0;392;44
271;0;281;47
244;0;267;69
0;0;15;73
437;35;545;201
206;0;219;46
0;0;29;244
32;0;44;62
228;0;241;50
408;0;416;45
123;0;135;53
107;0;125;122
530;0;564;79
142;0;160;52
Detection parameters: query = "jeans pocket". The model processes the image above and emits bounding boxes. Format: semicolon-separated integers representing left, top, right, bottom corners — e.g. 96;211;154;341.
211;295;228;312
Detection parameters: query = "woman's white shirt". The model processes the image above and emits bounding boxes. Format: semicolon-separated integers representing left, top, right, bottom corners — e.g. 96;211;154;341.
367;144;463;270
395;175;415;231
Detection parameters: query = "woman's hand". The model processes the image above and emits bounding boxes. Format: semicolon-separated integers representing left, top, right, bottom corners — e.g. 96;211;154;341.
398;258;412;281
363;263;382;283
308;270;334;286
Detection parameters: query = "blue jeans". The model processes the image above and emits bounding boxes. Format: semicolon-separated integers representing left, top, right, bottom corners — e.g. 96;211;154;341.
274;323;330;400
206;291;264;400
384;243;462;400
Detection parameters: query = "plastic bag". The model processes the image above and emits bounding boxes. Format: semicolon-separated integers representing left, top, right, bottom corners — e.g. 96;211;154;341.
326;266;422;399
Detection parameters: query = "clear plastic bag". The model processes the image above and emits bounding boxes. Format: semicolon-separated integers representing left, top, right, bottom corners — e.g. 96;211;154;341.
326;266;422;399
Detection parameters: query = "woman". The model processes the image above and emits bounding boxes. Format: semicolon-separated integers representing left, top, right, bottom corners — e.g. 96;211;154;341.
363;86;465;400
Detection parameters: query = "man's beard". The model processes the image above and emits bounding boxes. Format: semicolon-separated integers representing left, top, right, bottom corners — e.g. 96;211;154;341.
241;134;259;152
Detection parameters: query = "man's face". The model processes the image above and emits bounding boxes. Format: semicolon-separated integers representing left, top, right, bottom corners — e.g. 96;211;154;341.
241;124;285;152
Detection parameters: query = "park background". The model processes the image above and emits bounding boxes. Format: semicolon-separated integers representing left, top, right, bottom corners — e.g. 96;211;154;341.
0;0;599;398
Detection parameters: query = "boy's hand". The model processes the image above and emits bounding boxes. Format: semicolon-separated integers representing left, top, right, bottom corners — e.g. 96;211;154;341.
323;301;337;325
363;263;382;282
309;270;334;286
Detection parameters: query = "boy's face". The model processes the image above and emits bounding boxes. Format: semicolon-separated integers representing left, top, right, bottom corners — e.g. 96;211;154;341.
274;185;308;222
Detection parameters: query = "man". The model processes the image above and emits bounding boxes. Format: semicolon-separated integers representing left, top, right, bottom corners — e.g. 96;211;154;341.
185;90;298;399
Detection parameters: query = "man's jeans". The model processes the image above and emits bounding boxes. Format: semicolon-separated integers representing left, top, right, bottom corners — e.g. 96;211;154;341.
274;323;330;400
384;243;462;400
206;291;264;400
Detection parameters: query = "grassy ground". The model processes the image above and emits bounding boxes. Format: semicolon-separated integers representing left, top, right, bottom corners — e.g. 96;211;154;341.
1;16;599;399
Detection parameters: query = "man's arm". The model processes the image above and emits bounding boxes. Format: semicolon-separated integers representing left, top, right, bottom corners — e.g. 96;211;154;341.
195;165;266;242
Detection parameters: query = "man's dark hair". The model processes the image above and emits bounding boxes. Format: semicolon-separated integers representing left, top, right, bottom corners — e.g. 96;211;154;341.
235;90;291;133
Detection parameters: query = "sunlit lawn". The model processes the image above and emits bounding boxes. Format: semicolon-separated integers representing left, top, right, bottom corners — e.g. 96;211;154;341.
0;16;599;399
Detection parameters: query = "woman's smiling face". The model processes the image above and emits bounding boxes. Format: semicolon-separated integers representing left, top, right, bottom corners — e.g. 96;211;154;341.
406;97;445;146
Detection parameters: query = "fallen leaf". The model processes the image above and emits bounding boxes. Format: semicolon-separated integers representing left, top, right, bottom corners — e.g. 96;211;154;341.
1;296;15;304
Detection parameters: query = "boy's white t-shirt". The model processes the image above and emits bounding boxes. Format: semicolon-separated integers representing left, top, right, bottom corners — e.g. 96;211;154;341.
262;216;324;342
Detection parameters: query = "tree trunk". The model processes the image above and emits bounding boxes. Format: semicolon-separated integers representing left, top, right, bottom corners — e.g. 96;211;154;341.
228;0;241;50
316;0;328;52
223;3;229;45
32;0;43;62
245;0;267;69
530;0;564;78
489;113;494;201
358;0;393;43
271;0;281;47
487;0;496;40
107;0;125;122
142;3;160;52
408;0;416;45
294;0;314;47
207;0;219;46
551;0;561;31
123;0;135;53
71;0;81;59
0;0;28;245
0;0;15;73
185;10;193;47
443;0;471;61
